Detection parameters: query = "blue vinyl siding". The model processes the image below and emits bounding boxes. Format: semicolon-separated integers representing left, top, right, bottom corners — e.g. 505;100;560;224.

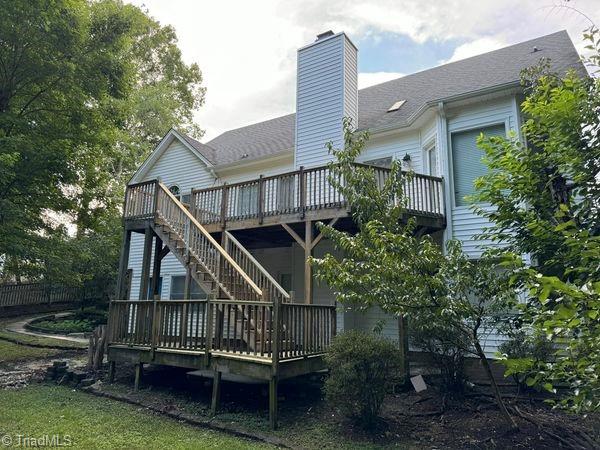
451;124;505;206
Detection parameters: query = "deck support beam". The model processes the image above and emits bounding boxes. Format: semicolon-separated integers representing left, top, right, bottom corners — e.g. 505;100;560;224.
398;316;410;385
108;361;116;383
151;235;163;299
210;370;222;415
158;245;170;261
304;220;313;304
134;363;143;391
269;376;279;430
282;219;338;305
139;226;154;300
181;264;192;347
116;230;132;299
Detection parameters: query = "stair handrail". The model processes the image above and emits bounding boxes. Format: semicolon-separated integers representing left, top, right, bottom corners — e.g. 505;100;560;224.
223;231;291;303
156;181;263;298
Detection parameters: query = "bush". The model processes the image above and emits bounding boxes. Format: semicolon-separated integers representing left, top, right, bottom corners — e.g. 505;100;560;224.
498;329;553;389
324;330;401;428
410;320;469;394
31;309;107;334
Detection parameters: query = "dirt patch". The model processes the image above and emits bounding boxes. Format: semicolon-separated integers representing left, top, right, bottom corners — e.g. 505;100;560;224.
0;351;86;390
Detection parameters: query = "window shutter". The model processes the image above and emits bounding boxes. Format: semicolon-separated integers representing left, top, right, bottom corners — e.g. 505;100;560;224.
451;124;505;206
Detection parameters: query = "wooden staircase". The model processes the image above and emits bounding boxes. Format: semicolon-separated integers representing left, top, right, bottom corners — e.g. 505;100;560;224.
149;180;290;303
125;180;291;352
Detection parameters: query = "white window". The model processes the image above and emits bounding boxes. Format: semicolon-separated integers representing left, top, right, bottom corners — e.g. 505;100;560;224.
170;276;206;300
237;184;258;217
364;156;392;168
277;176;295;212
424;141;438;176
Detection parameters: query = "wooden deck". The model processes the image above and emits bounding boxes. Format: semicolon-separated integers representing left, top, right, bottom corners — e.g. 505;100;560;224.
111;164;446;428
106;298;336;427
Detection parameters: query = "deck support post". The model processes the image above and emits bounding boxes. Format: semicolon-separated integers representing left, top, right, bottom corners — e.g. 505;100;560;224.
181;264;191;347
270;296;281;430
398;316;410;385
108;361;116;383
304;220;313;304
134;363;143;391
210;369;222;415
269;376;279;430
116;230;132;299
151;235;162;299
139;226;153;300
283;219;338;305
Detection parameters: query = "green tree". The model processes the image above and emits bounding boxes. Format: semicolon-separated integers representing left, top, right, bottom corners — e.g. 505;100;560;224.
0;0;204;290
473;28;600;412
312;120;519;428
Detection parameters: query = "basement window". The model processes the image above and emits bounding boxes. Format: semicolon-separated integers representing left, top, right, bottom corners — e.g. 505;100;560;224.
387;100;406;112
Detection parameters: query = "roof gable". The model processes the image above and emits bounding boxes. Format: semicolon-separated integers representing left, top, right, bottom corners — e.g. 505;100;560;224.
129;129;213;185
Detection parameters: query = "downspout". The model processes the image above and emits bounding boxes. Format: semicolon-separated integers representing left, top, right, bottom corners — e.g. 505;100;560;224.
437;101;453;247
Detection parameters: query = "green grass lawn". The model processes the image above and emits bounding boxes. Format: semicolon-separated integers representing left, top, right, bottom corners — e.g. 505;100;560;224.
0;385;271;449
0;340;61;364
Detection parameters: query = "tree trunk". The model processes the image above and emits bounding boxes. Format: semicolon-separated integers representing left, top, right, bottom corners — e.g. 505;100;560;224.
87;325;107;370
473;339;519;430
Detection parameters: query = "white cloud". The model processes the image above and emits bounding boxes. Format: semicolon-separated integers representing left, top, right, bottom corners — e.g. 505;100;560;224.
127;0;599;140
358;72;404;89
444;37;507;63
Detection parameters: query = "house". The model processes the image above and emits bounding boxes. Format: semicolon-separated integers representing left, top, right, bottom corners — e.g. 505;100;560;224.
106;30;584;428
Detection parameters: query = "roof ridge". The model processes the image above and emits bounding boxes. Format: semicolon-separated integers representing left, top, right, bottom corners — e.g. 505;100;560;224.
204;31;571;143
206;113;295;144
358;30;569;93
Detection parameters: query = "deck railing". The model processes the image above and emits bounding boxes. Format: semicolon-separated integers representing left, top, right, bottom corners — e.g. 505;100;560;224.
108;298;336;362
222;231;290;305
191;164;445;227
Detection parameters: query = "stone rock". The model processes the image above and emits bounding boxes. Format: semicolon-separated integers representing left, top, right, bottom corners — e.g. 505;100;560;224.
78;378;95;387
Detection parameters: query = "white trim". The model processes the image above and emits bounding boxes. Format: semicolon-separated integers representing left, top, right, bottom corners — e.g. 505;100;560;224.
437;103;453;244
129;129;213;185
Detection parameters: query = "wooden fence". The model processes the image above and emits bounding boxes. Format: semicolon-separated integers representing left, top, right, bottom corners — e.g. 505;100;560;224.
0;283;85;309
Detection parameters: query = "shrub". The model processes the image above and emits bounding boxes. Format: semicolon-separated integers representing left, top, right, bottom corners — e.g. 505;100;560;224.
324;330;401;428
498;328;553;389
410;320;468;394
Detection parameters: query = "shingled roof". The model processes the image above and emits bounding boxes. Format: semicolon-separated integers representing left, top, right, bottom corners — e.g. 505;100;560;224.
189;31;584;166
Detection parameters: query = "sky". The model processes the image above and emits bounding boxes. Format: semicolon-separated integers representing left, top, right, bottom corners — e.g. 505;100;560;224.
127;0;599;141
